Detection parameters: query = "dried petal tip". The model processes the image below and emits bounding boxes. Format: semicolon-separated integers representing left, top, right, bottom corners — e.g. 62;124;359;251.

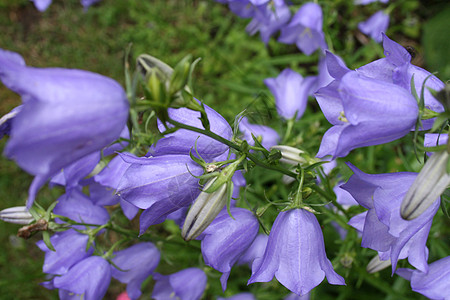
367;255;391;273
401;150;450;220
0;206;34;224
181;178;228;241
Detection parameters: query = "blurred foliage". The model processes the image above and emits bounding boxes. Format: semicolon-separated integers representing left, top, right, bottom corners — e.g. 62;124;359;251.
0;0;448;299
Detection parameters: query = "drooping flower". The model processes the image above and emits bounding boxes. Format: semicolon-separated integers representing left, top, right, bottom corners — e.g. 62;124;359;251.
245;0;291;44
278;2;327;55
53;256;111;300
116;154;203;234
238;116;280;150
358;11;389;42
396;256;450;300
248;208;345;296
315;68;418;158
264;68;316;120
237;234;269;269
341;163;440;273
152;268;207;300
36;229;94;276
0;48;129;208
111;243;160;300
199;208;259;290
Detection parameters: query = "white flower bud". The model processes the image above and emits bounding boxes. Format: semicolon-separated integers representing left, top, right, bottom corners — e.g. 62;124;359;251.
401;150;450;220
271;145;306;165
366;255;391;273
0;206;34;225
181;178;229;241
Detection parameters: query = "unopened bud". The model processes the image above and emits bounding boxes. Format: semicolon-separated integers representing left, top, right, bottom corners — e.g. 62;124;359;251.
182;178;228;241
367;255;391;273
401;150;450;220
270;145;306;165
0;206;34;225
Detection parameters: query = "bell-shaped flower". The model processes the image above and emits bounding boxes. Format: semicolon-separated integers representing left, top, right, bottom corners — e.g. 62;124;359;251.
278;2;327;55
150;104;232;161
238;116;280;150
199;208;259;290
245;0;291;44
152;268;207;300
341;163;440;273
111;243;160;300
53;256;111;300
36;229;94;276
248;208;345;296
396;256;450;300
228;0;268;19
264;69;316;120
237;234;269;269
0;48;129;208
315;70;418;158
358;11;389;42
116;154;203;234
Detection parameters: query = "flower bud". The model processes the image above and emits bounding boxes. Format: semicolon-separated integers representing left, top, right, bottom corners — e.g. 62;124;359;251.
271;145;306;165
181;178;229;241
0;206;34;224
367;255;391;274
401;150;450;220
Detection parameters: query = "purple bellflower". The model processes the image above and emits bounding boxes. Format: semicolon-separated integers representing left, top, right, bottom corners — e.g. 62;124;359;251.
36;229;93;276
396;256;450;300
228;0;269;19
111;243;160;300
342;163;440;273
0;48;129;208
245;0;291;44
237;233;269;269
152;268;207;300
315;66;418;158
278;2;327;55
248;208;345;296
264;68;316;120
358;11;390;43
116;153;203;234
239;116;280;149
199;208;259;290
355;0;389;4
150;104;232;161
53;256;111;300
284;293;310;300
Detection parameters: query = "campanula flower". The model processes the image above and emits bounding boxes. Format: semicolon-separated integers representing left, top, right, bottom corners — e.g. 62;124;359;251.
248;208;345;296
342;163;440;273
111;243;160;300
358;11;389;42
116;154;203;234
245;0;291;44
264;68;316;120
355;0;388;4
316;69;418;158
199;208;259;290
0;48;128;208
237;234;269;269
239;116;280;149
152;268;207;300
396;256;450;300
278;2;327;55
284;293;310;300
53;256;111;300
36;229;94;276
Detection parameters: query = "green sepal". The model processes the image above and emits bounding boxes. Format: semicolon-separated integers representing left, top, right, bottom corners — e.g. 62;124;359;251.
225;181;235;220
267;148;282;164
169;55;192;96
251;133;270;157
42;231;55;252
44;201;58;222
136;54;173;81
303;160;331;172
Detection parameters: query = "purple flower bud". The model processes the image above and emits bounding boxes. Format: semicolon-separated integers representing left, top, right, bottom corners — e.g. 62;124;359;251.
111;243;160;300
358;11;389;43
264;69;316;120
150;104;231;161
316;71;418;158
279;2;327;55
341;163;440;273
199;208;259;290
248;209;345;296
36;229;93;275
0;48;129;208
396;256;450;300
53;256;111;300
152;268;207;300
238;116;280;150
116;154;203;233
